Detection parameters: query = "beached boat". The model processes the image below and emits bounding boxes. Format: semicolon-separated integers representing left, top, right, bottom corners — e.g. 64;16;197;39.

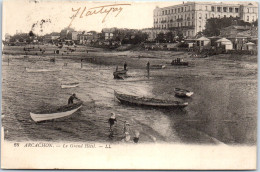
113;69;127;79
113;69;128;75
171;58;189;66
150;64;166;69
171;61;189;66
30;102;82;122
61;82;79;88
113;73;124;80
174;88;194;98
26;68;61;73
114;91;188;108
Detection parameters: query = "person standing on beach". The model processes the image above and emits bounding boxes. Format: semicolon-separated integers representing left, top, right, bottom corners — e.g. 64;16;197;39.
81;59;83;68
123;62;127;70
108;113;117;131
147;61;150;78
123;121;130;134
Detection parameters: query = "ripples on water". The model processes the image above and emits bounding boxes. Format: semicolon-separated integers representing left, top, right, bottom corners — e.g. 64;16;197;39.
2;55;257;145
2;57;180;143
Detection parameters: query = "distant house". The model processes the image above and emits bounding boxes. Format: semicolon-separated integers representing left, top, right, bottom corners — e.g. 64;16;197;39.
79;31;98;44
196;36;210;48
43;32;60;43
102;28;117;40
184;38;197;48
216;38;233;50
221;25;258;50
51;32;60;40
60;28;75;39
245;42;257;51
70;31;81;41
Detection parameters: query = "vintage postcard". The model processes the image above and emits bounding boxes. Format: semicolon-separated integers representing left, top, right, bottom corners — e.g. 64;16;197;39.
1;0;258;169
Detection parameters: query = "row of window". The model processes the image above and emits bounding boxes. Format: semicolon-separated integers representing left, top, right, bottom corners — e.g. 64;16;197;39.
161;6;193;16
211;6;239;13
155;13;194;22
156;6;256;16
155;21;195;28
154;13;242;23
155;14;255;26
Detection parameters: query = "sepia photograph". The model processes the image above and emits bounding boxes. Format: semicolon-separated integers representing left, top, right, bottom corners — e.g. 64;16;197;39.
1;0;258;169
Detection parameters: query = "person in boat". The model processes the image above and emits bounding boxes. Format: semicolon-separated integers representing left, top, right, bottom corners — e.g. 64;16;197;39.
108;113;117;131
116;65;118;72
68;93;79;105
123;62;127;70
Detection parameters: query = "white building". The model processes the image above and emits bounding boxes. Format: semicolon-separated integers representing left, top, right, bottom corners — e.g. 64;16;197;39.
153;2;258;37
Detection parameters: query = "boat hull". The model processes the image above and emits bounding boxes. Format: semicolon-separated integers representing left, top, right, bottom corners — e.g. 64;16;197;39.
30;103;82;122
26;68;61;73
114;91;188;108
150;65;166;69
171;62;189;66
61;83;79;88
113;69;128;75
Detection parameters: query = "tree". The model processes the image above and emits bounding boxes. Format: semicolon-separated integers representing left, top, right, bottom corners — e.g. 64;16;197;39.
166;32;174;43
252;20;258;26
29;31;35;37
132;31;148;44
98;33;105;40
155;32;165;43
203;17;252;36
176;31;184;42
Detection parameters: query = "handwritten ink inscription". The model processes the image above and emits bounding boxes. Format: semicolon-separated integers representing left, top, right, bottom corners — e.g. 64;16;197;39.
69;4;131;27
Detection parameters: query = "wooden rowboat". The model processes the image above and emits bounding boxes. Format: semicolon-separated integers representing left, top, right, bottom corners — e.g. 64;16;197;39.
114;91;188;108
30;102;82;122
113;69;127;79
174;88;194;98
113;69;128;75
61;82;79;88
26;68;61;73
150;65;166;69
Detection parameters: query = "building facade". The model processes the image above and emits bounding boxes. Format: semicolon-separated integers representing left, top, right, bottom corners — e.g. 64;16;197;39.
153;2;258;37
79;31;98;44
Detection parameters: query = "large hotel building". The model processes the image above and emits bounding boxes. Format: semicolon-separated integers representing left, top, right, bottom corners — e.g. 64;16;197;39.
153;2;258;37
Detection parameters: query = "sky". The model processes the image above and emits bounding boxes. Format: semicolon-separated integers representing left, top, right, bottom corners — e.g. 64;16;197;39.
2;0;182;37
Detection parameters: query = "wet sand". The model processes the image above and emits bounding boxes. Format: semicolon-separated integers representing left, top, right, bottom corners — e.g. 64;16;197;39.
2;45;257;145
